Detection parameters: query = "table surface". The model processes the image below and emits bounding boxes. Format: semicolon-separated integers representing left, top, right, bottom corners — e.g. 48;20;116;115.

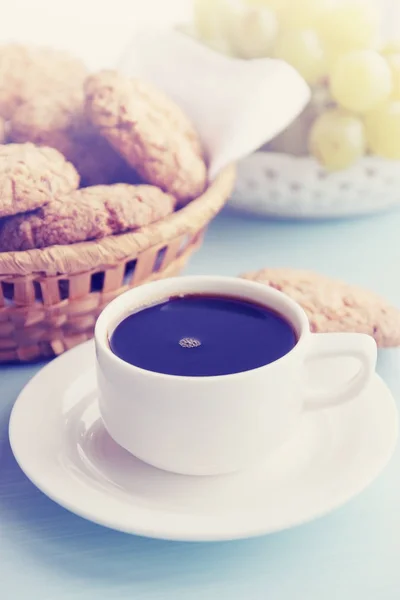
1;207;400;600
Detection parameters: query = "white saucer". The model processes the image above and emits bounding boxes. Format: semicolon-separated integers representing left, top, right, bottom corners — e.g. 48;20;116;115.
9;341;398;542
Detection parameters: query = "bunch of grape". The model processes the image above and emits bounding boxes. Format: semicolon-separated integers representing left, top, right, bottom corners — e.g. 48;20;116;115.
192;0;400;170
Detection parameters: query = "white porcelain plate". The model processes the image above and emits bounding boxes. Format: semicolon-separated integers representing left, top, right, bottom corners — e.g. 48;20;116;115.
9;341;398;542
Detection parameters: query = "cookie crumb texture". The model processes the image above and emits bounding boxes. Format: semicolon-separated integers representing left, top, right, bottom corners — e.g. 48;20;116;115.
0;184;175;251
241;267;400;348
0;143;80;218
85;70;207;204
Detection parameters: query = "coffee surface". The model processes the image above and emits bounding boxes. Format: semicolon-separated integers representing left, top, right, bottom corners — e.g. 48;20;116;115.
110;294;297;377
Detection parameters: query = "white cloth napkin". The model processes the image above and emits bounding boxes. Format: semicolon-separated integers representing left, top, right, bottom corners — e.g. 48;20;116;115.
118;28;310;179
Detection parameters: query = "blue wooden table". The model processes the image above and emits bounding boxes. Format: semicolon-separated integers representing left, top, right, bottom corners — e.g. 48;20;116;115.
1;207;400;599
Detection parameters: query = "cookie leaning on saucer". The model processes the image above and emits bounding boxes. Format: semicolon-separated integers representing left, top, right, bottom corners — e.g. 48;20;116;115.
84;70;208;205
0;143;80;218
241;267;400;348
0;184;175;251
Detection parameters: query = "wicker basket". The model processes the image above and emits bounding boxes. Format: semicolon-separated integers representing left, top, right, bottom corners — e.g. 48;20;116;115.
0;165;236;363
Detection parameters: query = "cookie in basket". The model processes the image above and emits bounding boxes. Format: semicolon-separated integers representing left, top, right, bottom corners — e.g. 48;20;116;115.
0;117;6;144
0;44;87;119
0;143;79;218
0;183;175;251
84;70;207;204
241;267;400;348
9;87;139;187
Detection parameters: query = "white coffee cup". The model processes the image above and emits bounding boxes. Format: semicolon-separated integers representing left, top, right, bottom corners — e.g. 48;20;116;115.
95;275;377;476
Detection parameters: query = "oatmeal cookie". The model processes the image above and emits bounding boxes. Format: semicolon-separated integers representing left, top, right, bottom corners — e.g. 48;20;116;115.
0;143;80;218
0;44;87;119
0;117;6;144
0;184;175;251
241;267;400;347
84;70;207;204
9;89;133;186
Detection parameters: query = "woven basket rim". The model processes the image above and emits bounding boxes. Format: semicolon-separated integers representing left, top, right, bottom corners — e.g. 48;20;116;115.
0;165;236;278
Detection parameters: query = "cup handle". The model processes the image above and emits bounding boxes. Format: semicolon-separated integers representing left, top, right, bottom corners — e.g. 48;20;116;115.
304;333;377;411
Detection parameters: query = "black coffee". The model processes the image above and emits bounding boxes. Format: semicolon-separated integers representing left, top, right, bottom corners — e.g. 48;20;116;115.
110;294;297;377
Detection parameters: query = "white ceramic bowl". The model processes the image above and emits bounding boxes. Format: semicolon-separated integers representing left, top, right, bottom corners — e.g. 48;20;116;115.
229;151;400;220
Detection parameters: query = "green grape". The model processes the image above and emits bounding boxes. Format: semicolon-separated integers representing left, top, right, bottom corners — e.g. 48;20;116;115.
386;54;400;100
309;109;366;170
279;0;334;30
319;0;381;53
330;50;392;113
268;114;311;156
310;84;336;115
245;0;287;13
193;0;225;40
381;40;400;57
226;4;278;59
365;101;400;160
274;29;327;85
269;84;335;156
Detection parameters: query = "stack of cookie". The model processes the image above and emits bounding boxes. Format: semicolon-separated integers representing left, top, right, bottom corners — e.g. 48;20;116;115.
0;45;208;252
